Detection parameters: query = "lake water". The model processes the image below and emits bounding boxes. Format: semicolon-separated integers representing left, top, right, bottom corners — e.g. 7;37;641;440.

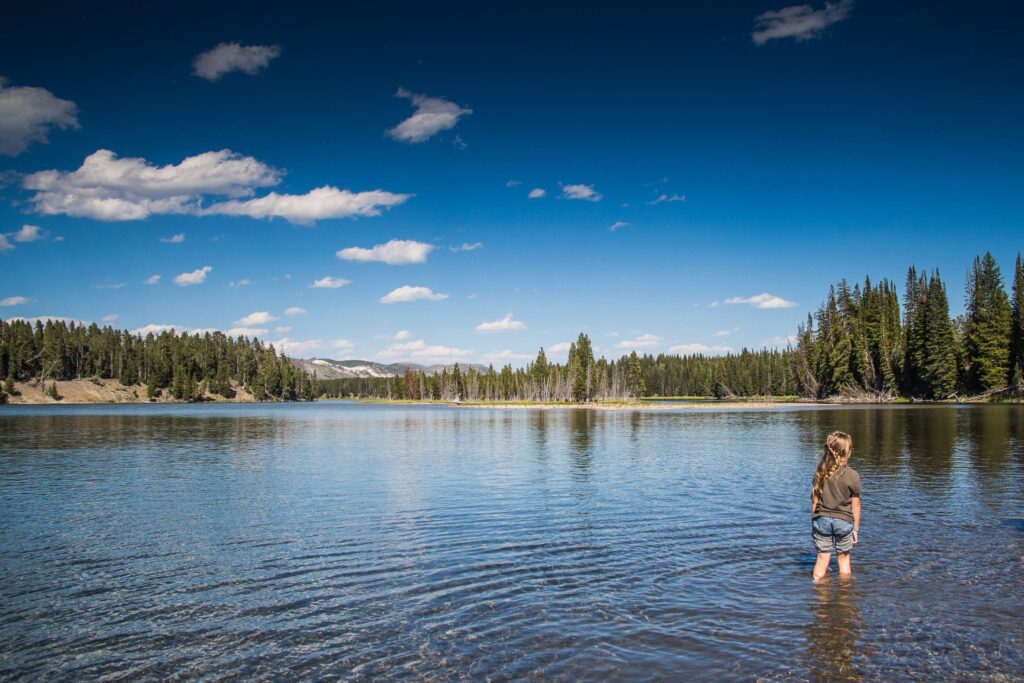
1;402;1022;680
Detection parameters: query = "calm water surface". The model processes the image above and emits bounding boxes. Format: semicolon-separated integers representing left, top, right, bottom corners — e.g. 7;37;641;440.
1;402;1022;680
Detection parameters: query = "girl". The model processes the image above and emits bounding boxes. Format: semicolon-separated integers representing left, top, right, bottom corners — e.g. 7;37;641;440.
811;431;861;580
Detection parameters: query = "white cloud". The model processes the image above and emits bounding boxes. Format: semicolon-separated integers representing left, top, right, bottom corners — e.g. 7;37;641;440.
450;242;483;252
228;278;254;288
192;42;281;81
22;149;409;225
528;188;546;199
387;88;472;143
648;193;686;205
548;342;572;354
669;343;734;356
0;78;79;156
764;335;798;347
724;292;798;309
752;0;854;46
376;338;474;364
12;224;47;242
204;186;411;225
311;276;351;289
609;221;629;232
226;326;268;337
24;149;279;220
284;306;307;316
337;239;434;265
0;235;13;252
174;266;212;287
561;183;602;202
480;349;534;363
393;330;412;340
102;313;119;322
270;338;324;356
332;339;355;350
234;310;277;326
160;233;185;244
506;180;522;188
132;324;218;336
379;285;448;304
615;333;662;350
274;326;291;333
476;313;526;333
144;274;161;285
713;329;733;337
1;296;30;306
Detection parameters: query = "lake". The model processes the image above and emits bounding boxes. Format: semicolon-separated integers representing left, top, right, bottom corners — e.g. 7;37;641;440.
1;402;1022;680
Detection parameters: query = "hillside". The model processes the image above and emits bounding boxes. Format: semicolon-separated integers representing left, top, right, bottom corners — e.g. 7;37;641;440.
289;357;487;380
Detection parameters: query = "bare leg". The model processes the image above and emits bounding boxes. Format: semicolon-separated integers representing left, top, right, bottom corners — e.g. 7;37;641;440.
813;552;831;580
836;552;852;576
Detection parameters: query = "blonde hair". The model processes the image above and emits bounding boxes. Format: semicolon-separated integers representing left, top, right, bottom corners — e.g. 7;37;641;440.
811;431;853;502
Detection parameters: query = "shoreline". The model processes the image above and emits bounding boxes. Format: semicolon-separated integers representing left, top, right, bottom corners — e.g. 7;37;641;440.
3;379;1016;408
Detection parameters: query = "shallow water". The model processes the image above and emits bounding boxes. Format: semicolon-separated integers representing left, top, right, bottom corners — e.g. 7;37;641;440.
1;402;1022;680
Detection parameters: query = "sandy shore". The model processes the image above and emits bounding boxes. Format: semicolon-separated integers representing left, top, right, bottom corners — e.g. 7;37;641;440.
2;379;257;405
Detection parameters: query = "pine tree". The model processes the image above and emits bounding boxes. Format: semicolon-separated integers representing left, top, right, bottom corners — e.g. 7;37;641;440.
964;252;1013;392
1009;254;1024;391
626;351;645;398
921;270;958;399
571;333;595;401
4;372;15;396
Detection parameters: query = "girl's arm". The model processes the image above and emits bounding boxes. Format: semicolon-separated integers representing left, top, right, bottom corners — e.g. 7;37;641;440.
851;496;861;543
811;494;818;517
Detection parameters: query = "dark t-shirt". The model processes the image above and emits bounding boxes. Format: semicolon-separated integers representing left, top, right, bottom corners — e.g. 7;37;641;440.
813;466;861;524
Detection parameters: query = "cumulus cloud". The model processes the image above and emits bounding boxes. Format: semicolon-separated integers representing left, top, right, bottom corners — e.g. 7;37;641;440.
669;343;734;355
548;342;573;354
528;188;546;199
561;183;602;202
102;314;119;322
475;313;526;333
22;149;409;224
387;88;472;143
284;306;307;316
174;266;212;287
393;329;412;340
269;338;328;356
615;333;662;350
752;0;854;46
379;285;448;304
337;239;433;265
160;233;185;244
480;350;534;363
724;292;798;309
192;42;281;81
648;193;686;205
0;235;13;252
0;78;79;156
204;186;411;225
132;324;218;336
450;242;483;252
234;310;277;326
1;296;30;306
144;274;161;285
376;338;474;364
274;326;291;333
609;221;629;232
311;276;351;289
12;225;47;242
713;329;735;337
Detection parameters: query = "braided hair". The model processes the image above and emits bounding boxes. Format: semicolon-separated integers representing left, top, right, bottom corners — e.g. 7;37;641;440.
811;431;853;502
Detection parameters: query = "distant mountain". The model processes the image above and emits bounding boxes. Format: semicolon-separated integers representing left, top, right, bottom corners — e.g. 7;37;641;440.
289;357;487;379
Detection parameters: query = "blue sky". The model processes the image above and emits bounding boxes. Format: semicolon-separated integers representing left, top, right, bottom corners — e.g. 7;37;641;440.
1;1;1022;365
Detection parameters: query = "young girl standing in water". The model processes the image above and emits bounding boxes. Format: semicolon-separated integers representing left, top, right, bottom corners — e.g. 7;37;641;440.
811;432;861;580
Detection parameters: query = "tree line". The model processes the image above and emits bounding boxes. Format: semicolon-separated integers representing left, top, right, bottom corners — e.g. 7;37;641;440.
321;251;1023;402
0;319;315;402
3;252;1021;404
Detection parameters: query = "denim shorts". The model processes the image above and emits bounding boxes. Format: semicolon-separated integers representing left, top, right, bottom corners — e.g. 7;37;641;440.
812;516;854;554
